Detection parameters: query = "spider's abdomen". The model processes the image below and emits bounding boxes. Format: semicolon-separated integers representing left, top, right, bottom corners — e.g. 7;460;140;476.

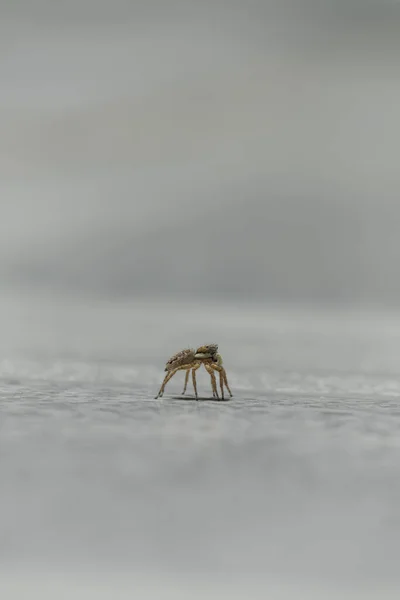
164;348;195;371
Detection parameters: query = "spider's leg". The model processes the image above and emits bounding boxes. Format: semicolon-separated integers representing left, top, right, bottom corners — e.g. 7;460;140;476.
205;363;219;398
210;364;225;400
204;364;214;397
182;368;190;395
191;363;201;400
218;369;225;400
155;372;171;398
211;364;233;398
209;368;219;398
155;367;179;399
222;367;233;397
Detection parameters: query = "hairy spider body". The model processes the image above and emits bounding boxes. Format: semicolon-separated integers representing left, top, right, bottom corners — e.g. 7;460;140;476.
155;344;233;400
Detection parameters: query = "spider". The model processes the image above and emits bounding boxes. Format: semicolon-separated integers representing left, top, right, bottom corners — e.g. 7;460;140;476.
155;343;233;400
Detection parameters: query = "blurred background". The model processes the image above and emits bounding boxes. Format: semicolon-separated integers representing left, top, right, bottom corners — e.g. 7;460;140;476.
2;2;400;599
1;0;400;307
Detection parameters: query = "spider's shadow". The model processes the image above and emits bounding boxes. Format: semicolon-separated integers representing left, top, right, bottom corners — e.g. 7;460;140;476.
170;395;231;402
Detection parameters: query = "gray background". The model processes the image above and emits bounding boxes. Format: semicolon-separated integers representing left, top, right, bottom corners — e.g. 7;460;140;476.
1;0;400;306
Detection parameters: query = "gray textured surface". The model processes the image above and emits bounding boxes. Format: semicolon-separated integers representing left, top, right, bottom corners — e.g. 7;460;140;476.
1;297;400;598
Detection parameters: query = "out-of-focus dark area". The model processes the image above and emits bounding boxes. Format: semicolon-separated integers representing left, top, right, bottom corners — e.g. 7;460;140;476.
1;0;400;306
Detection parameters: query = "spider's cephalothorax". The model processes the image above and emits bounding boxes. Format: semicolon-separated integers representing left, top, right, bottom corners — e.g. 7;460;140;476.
195;343;219;358
155;344;233;400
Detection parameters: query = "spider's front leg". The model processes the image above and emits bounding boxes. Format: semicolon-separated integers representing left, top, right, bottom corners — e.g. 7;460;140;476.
204;363;219;399
217;367;225;400
221;367;233;397
210;364;233;400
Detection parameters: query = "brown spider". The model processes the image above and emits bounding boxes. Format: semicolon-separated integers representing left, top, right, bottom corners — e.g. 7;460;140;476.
155;343;233;400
